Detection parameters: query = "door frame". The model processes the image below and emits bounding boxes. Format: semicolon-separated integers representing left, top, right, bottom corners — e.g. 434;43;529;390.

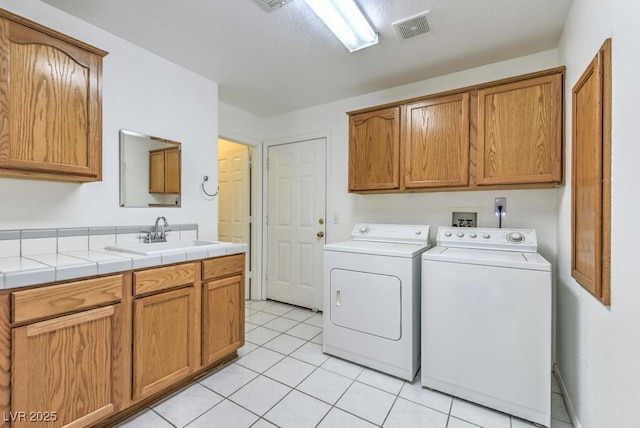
218;130;262;301
261;131;332;303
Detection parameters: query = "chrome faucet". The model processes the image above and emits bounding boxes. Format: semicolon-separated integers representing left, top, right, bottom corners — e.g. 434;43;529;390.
144;216;170;243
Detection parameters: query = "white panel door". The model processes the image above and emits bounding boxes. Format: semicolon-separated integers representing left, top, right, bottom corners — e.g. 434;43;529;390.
218;140;250;244
267;138;326;310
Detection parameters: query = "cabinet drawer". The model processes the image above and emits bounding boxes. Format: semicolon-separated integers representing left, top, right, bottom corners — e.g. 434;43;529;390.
202;254;245;281
134;263;196;296
12;274;123;323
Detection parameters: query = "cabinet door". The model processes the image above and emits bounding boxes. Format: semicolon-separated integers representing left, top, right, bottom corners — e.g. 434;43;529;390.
0;14;106;182
477;73;562;185
571;39;611;305
12;305;121;428
348;107;401;192
133;287;196;401
202;275;244;366
164;147;181;194
148;149;166;193
404;94;470;188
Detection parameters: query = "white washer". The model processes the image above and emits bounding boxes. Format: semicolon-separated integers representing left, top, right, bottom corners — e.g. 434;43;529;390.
421;226;552;427
323;223;431;381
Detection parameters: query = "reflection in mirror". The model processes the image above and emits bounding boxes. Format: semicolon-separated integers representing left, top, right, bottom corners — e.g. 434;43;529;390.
119;130;181;207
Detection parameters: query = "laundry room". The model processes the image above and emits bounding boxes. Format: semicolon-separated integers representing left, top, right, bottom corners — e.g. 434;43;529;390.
0;0;638;427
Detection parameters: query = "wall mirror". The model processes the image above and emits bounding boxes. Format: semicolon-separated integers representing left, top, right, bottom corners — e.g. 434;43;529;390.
119;130;182;207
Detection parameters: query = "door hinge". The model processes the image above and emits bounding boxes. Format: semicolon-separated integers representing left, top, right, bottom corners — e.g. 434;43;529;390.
266;156;269;169
265;215;268;225
248;216;253;224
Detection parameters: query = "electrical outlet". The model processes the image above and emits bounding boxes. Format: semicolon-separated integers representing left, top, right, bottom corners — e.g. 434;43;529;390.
495;197;507;216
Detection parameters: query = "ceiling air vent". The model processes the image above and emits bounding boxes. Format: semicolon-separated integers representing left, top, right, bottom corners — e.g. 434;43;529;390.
255;0;294;11
392;11;430;41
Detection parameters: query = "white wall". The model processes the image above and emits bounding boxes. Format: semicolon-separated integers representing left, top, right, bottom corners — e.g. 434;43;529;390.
259;49;564;358
263;50;562;263
556;0;640;426
0;0;219;239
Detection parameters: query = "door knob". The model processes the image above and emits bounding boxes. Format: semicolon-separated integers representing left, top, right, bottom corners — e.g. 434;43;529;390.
317;231;325;238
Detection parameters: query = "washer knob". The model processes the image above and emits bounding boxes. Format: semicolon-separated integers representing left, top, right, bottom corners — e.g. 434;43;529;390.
483;233;491;239
444;231;452;237
469;233;477;238
457;232;464;238
359;226;369;234
508;232;524;243
415;230;422;235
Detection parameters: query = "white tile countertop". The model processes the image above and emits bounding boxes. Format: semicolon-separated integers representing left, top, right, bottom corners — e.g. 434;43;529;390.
0;242;248;290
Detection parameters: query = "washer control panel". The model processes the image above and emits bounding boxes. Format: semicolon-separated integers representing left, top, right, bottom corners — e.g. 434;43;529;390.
351;223;431;245
437;226;538;252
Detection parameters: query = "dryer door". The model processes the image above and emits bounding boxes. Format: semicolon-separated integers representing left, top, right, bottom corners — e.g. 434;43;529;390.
329;268;401;340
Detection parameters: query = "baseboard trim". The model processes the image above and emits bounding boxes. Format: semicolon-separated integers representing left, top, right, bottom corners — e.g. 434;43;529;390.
553;363;581;428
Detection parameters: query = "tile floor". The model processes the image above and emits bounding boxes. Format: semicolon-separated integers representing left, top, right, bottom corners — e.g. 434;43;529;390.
119;300;573;428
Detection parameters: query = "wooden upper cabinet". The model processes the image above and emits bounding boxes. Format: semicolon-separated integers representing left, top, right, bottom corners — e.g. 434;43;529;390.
348;107;401;192
0;10;107;182
404;93;470;189
148;149;166;193
477;73;563;186
149;147;181;194
164;147;181;193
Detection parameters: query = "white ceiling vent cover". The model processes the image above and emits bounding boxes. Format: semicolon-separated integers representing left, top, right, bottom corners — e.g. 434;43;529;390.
255;0;293;11
392;11;430;41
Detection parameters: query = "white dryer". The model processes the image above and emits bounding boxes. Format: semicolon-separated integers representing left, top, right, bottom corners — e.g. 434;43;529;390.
323;223;431;381
421;226;552;427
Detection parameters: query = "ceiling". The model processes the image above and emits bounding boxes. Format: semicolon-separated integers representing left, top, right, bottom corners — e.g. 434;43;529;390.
41;0;574;117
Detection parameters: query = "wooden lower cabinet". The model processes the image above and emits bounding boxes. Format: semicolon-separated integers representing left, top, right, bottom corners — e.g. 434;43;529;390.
3;254;245;427
132;286;196;401
11;305;122;428
202;275;244;365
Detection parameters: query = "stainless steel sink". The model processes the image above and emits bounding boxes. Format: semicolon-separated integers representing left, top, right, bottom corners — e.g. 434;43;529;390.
105;240;222;256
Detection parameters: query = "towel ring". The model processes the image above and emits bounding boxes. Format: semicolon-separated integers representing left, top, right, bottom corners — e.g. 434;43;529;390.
201;175;219;197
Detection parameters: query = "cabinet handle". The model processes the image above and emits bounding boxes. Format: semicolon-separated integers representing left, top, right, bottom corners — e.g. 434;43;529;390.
336;289;341;306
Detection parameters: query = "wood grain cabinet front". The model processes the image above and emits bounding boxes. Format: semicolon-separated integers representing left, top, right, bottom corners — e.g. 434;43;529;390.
131;262;198;401
476;73;563;186
1;255;247;428
132;287;197;401
148;147;181;194
201;254;245;366
0;9;107;182
9;275;125;428
348;107;401;192
403;93;470;189
347;68;564;194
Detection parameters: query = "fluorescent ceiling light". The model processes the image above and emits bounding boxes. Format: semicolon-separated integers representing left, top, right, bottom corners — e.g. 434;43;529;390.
304;0;378;52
